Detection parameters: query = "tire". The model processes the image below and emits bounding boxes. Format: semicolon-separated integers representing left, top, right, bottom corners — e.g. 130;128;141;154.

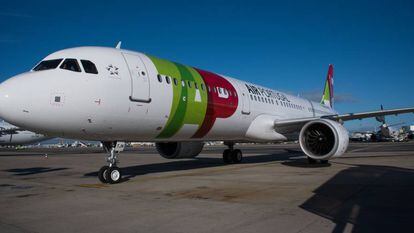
107;167;122;184
98;166;109;183
223;149;232;164
320;160;329;164
231;149;243;163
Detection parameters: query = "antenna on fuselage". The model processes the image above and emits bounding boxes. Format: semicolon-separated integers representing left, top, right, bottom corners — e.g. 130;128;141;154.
115;41;122;49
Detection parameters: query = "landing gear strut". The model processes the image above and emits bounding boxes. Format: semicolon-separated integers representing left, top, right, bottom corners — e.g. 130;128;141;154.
98;141;122;184
222;142;243;164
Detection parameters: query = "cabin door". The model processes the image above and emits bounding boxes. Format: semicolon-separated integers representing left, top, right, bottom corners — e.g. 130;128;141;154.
122;52;151;103
238;82;251;115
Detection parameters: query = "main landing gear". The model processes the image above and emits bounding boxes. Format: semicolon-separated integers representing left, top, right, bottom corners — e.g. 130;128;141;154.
98;141;122;184
222;142;243;164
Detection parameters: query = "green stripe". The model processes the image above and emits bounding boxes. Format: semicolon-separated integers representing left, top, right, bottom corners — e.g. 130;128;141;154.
157;63;191;138
148;55;208;138
147;56;182;130
183;67;207;126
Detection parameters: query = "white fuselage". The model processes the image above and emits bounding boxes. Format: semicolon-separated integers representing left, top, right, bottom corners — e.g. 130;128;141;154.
0;47;336;142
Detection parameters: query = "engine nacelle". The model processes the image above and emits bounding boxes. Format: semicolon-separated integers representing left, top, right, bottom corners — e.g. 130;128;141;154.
155;142;204;159
299;119;349;160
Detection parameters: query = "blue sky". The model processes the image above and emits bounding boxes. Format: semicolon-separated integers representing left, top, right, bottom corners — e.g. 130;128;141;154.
1;0;413;131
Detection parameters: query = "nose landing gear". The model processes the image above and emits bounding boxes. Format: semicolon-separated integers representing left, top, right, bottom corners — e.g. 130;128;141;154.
98;141;123;184
222;142;243;164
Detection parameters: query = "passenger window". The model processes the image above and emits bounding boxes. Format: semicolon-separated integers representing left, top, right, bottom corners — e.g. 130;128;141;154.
187;81;192;88
157;74;162;83
195;82;198;89
218;88;222;94
60;59;81;72
254;96;257;101
33;59;63;71
173;78;178;86
207;86;211;92
182;80;186;87
200;83;205;91
165;76;171;84
80;60;98;74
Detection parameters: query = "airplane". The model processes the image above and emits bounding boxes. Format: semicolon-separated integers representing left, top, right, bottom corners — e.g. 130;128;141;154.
0;120;50;146
374;105;407;142
0;44;413;184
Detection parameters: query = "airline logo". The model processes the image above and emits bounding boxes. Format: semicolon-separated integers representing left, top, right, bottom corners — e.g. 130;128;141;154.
245;84;291;102
148;56;238;139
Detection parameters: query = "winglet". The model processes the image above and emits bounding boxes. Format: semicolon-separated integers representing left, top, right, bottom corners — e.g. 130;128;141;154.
115;41;122;49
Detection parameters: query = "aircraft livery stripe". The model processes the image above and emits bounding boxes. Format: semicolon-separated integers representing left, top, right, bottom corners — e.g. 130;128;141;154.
148;55;238;139
191;69;238;138
157;63;190;138
183;67;207;126
147;55;181;123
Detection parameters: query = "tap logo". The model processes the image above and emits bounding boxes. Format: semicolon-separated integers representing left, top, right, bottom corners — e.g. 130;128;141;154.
148;55;238;139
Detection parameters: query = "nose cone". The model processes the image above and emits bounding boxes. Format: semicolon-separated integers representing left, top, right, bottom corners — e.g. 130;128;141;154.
0;73;33;125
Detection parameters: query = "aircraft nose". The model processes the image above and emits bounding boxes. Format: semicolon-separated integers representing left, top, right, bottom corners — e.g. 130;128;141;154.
0;74;32;124
0;79;14;118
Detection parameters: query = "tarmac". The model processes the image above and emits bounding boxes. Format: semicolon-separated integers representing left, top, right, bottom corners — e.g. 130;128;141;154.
0;142;413;233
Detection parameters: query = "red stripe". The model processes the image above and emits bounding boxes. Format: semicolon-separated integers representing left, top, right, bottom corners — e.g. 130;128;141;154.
192;68;238;138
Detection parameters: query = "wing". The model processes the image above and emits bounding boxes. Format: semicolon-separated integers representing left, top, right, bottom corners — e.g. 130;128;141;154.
330;107;414;121
274;107;414;134
0;127;22;135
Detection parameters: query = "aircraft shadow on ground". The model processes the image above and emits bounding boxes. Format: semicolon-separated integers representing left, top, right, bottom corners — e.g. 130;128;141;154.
299;164;414;233
84;150;313;180
5;167;68;176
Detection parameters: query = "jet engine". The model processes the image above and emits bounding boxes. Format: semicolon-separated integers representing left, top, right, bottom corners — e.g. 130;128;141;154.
155;142;204;159
299;119;349;160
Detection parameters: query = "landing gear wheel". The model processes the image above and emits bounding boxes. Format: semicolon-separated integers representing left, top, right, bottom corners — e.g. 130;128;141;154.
107;166;122;184
223;149;232;164
98;166;109;183
231;149;243;163
307;156;317;164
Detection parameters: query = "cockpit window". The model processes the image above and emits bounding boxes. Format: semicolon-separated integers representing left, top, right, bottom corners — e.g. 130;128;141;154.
81;60;98;74
33;59;63;71
60;58;81;72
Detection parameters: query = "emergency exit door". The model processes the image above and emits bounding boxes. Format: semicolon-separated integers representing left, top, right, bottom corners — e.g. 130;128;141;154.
122;53;151;103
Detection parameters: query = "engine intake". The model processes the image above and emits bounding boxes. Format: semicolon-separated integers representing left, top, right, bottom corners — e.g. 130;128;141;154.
156;142;204;159
299;119;349;160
